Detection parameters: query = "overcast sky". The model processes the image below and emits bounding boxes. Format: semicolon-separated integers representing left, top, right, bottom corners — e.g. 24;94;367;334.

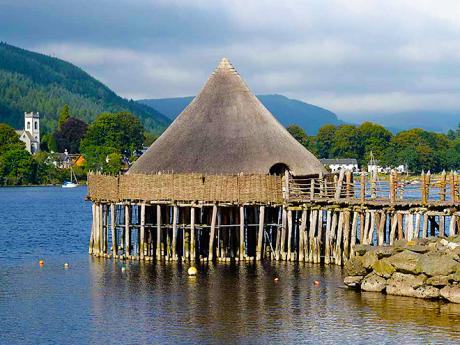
1;0;460;120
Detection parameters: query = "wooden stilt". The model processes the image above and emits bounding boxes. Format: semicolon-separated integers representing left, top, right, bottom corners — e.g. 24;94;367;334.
256;205;265;260
342;210;351;263
335;212;344;265
239;205;245;260
99;203;104;255
172;205;178;260
89;203;96;255
449;215;456;236
324;210;332;264
350;211;358;256
309;210;318;263
407;214;414;241
397;212;403;240
140;203;146;260
190;207;196;261
414;213;421;239
378;212;386;245
287;210;293;261
156;205;162;259
440;216;445;237
422;213;429;238
209;204;218;261
280;208;287;260
389;214;398;245
363;212;370;244
359;212;365;244
110;203;117;257
315;210;323;263
124;205;130;257
299;209;306;262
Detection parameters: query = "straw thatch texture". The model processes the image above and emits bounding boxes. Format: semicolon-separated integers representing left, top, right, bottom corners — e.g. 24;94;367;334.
87;173;283;204
129;58;327;177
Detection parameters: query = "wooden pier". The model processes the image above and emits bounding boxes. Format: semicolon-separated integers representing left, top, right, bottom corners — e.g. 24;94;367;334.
87;170;460;265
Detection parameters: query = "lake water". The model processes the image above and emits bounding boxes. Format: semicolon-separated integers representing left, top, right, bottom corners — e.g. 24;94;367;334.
1;187;460;344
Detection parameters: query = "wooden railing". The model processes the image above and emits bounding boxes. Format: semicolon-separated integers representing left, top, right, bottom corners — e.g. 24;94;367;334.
287;170;460;205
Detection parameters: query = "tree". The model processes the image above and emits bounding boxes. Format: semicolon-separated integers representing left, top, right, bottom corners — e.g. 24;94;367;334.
0;123;24;154
58;104;70;129
287;124;309;147
0;148;35;185
80;112;144;156
330;125;363;159
316;124;337;158
359;122;392;162
53;117;88;153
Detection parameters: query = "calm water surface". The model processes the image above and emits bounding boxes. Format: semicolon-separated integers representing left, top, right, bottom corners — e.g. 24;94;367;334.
1;187;460;344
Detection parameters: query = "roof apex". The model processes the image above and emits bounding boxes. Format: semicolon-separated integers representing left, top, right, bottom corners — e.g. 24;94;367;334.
214;57;238;75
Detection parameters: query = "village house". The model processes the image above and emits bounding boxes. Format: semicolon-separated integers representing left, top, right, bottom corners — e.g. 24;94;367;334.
320;158;359;172
16;112;40;154
367;160;407;174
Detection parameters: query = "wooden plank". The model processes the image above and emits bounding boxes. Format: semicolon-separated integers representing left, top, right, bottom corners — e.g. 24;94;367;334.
239;206;245;260
342;210;351;262
287;210;293;261
299;209;306;262
309;210;318;263
140;203;146;259
110;203;117;257
156;205;162;259
190;207;196;261
172;205;178;260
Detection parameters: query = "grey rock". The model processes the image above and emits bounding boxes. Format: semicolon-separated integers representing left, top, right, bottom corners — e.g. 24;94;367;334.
413;285;440;299
344;276;364;288
344;256;367;276
386;272;427;297
362;250;378;270
372;258;395;278
374;246;395;258
416;253;460;276
353;244;372;256
387;250;422;274
440;285;460;303
361;273;386;292
426;275;450;287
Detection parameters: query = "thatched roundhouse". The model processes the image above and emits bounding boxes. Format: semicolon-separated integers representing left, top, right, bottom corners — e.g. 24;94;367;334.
87;58;332;263
130;58;325;176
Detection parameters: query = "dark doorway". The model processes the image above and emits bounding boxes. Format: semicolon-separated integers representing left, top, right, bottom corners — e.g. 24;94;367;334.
269;163;289;175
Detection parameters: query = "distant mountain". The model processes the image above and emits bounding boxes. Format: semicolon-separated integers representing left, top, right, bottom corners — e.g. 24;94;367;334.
0;42;170;134
139;94;344;134
350;111;460;133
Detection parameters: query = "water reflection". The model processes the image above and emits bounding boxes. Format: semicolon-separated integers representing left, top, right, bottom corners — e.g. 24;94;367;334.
87;260;460;344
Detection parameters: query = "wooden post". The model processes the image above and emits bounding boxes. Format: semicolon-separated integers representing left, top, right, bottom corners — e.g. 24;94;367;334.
172;205;178;260
287;210;293;261
406;214;414;241
342;210;351;262
310;179;315;200
378;212;386;245
449;214;456;236
389;170;396;203
359;212;365;244
139;203;146;260
280;208;287;260
414;213;421;240
124;205;130;257
309;210;318;263
350;211;358;257
345;170;352;198
334;169;345;200
315;209;323;263
397;212;403;240
360;171;366;202
335;211;344;265
330;212;338;263
209;204;218;261
319;172;324;198
239;206;245;260
440;170;447;202
156;205;162;259
89;203;96;255
367;211;375;245
422;213;429;238
110;203;117;257
389;214;398;245
440;215;445;237
371;169;377;199
299;209;306;262
99;204;104;255
190;207;196;261
256;206;265;260
324;210;332;264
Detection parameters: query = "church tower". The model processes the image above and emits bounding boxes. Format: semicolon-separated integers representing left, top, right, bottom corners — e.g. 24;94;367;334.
24;112;40;153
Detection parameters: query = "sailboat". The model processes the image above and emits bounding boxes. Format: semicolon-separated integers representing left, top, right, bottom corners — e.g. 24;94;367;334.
62;167;78;188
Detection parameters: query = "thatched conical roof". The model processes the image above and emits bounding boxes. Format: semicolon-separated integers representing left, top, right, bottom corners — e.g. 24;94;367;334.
129;58;326;176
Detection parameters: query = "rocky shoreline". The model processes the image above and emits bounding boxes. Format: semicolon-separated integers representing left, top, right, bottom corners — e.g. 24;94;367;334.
344;237;460;303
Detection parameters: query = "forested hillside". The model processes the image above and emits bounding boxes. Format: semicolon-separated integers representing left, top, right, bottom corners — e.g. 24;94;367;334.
0;42;170;134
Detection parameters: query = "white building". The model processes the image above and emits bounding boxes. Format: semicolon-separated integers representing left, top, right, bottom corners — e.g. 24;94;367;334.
320;158;359;173
368;161;407;174
16;112;40;154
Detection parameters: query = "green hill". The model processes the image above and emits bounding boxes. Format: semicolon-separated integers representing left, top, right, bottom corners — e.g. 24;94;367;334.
139;94;344;134
0;42;170;134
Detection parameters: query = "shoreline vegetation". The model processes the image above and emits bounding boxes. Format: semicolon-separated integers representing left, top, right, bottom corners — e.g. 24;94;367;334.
2;108;460;187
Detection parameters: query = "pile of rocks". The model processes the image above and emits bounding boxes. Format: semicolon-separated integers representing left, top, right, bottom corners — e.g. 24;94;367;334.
344;237;460;303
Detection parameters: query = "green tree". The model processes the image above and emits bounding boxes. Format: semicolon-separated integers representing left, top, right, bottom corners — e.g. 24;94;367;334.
287;124;309;147
58;104;70;129
316;124;337;158
80;112;144;155
0;148;36;185
0;123;24;154
359;122;392;163
105;152;123;175
330;125;363;159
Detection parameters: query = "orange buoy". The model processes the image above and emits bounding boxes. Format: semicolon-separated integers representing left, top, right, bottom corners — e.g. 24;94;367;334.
313;280;320;286
274;277;279;282
39;260;44;266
